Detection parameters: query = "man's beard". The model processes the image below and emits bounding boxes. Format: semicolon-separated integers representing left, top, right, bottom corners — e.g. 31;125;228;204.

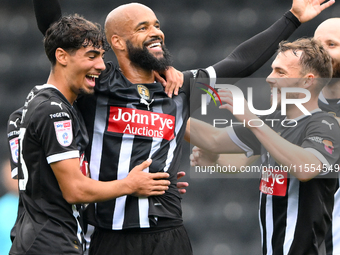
126;40;172;72
332;60;340;78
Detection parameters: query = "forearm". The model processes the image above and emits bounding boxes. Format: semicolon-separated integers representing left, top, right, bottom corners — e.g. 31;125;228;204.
250;124;321;181
52;158;169;204
217;154;259;170
33;0;62;35
66;177;133;204
51;160;134;204
188;118;243;154
213;11;300;78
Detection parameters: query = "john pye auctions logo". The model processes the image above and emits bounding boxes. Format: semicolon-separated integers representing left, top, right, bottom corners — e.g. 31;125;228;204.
260;166;287;196
108;106;175;140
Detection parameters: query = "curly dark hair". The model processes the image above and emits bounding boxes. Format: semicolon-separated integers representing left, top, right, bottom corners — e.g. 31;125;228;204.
44;14;110;65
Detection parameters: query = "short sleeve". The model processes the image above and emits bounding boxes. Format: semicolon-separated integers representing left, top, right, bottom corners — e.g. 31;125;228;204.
228;125;262;157
7;108;23;179
301;114;340;170
31;99;79;164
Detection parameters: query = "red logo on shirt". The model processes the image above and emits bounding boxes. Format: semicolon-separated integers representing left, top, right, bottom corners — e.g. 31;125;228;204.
323;140;334;154
260;167;287;196
107;106;175;140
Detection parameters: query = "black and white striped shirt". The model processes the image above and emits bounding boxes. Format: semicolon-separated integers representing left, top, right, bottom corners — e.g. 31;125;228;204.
318;91;340;255
228;110;340;255
77;62;216;230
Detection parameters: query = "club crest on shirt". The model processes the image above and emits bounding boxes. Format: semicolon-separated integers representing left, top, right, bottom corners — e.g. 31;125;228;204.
54;120;73;147
137;85;150;100
137;85;154;110
9;137;19;163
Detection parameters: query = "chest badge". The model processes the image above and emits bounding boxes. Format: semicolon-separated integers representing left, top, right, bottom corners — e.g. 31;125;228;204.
137;85;154;110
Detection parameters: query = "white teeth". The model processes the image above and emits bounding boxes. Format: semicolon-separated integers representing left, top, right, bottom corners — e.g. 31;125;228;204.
87;74;99;78
148;42;161;48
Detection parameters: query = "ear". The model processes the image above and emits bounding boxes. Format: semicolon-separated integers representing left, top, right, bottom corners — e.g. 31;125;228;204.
111;35;126;51
55;48;68;66
303;74;315;89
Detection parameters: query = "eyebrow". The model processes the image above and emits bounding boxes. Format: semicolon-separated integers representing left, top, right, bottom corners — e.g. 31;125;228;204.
135;20;160;29
86;49;102;55
273;67;286;73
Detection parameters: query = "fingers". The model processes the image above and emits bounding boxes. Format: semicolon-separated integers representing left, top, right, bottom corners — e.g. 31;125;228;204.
151;172;170;180
320;0;335;10
190;146;200;166
178;189;187;195
155;67;183;98
154;71;173;97
154;71;166;87
174;72;183;96
190;153;198;166
132;158;152;172
216;89;233;106
165;81;176;98
177;171;186;180
152;179;171;188
177;172;188;194
177;181;189;189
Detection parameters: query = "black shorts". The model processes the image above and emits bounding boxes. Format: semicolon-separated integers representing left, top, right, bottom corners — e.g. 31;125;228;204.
88;225;193;255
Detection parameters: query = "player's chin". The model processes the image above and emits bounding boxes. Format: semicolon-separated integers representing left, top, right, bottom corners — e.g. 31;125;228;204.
79;87;95;96
152;51;165;59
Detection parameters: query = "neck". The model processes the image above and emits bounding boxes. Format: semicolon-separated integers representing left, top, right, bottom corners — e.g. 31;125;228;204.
119;61;155;84
47;72;77;105
322;79;340;99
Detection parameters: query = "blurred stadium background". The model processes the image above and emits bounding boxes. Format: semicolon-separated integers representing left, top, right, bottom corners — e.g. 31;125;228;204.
0;0;339;254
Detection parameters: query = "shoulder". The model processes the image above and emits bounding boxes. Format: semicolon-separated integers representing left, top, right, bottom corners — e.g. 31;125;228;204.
308;111;339;128
24;89;73;125
7;107;23;137
304;111;340;142
8;107;23;128
183;67;215;81
99;61;119;79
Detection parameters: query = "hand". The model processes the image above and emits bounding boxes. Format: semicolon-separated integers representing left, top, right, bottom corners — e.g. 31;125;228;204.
216;88;257;127
190;146;219;167
127;159;170;197
290;0;335;23
154;67;183;98
177;171;189;194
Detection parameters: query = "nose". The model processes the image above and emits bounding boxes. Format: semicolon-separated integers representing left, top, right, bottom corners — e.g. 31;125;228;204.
266;71;275;85
149;26;164;40
95;57;106;71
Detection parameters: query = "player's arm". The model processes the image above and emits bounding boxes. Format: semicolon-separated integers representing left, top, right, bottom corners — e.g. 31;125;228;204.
51;158;170;204
212;0;334;78
219;89;339;181
190;146;259;171
248;124;323;181
33;0;62;35
7;107;23;179
186;118;244;154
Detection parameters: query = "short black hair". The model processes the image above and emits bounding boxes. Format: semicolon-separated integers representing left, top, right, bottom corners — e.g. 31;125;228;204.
44;14;110;65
